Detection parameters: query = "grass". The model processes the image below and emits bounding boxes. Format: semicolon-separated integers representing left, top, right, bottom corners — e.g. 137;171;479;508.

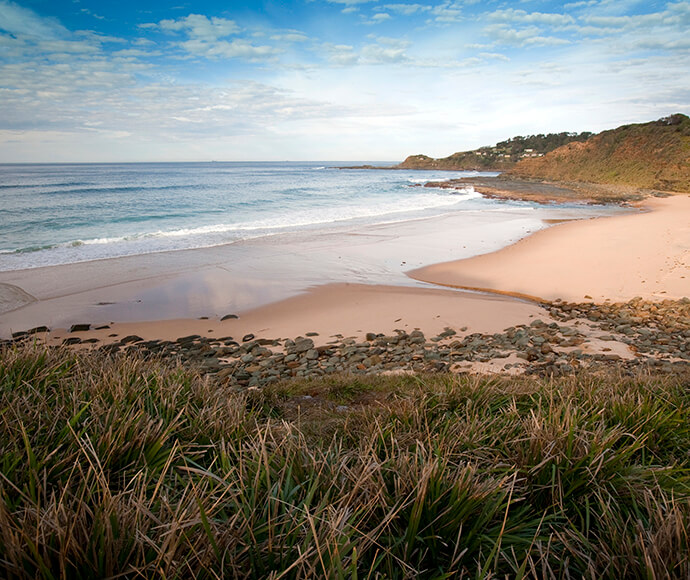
1;344;689;578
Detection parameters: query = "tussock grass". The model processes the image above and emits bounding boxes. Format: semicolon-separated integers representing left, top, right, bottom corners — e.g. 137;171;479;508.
1;344;689;578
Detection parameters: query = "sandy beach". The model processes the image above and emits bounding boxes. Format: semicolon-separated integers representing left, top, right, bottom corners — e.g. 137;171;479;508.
1;194;687;358
411;195;690;303
0;200;622;339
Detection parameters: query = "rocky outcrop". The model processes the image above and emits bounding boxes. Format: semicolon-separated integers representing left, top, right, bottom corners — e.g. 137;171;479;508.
396;131;594;171
508;114;690;192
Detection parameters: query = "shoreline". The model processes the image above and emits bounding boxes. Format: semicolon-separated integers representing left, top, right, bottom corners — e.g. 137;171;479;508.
410;194;689;304
0;197;627;338
2;189;688;379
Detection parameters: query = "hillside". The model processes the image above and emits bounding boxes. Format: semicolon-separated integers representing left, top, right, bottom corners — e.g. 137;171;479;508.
397;131;593;171
508;114;690;192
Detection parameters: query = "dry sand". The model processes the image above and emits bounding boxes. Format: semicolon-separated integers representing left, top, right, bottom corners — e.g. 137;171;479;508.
411;195;690;303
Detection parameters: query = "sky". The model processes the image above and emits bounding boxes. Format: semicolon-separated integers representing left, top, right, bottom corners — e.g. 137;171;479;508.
0;0;688;162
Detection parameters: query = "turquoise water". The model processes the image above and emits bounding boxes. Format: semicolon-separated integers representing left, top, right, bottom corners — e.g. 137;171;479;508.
0;162;626;272
0;162;488;270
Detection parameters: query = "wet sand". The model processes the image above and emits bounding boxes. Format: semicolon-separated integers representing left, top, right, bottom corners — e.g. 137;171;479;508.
40;283;551;349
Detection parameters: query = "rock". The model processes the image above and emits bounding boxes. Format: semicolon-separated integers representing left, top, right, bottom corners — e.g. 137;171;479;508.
70;324;91;333
28;326;50;335
242;334;255;342
221;314;239;321
201;357;221;368
99;343;121;354
216;367;235;380
62;337;82;345
306;332;319;337
291;337;314;354
120;335;143;344
409;330;425;345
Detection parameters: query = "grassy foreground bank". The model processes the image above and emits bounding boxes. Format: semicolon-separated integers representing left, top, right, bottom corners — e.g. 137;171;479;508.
1;344;689;579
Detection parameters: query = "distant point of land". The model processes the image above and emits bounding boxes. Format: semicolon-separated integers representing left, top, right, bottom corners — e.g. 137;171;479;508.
342;113;690;198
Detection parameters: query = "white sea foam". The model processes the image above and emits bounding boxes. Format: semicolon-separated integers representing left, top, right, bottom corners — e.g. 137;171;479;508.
447;186;482;198
407;176;453;184
56;189;478;249
0;163;540;272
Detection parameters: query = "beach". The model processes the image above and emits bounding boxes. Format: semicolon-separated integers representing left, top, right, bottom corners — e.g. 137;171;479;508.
411;194;690;303
1;185;688;383
0;190;630;339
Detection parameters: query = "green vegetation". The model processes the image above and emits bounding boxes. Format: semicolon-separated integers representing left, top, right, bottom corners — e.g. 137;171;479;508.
1;344;690;578
397;132;593;170
509;114;690;192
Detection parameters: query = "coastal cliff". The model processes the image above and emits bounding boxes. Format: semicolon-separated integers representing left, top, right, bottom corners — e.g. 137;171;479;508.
508;114;690;192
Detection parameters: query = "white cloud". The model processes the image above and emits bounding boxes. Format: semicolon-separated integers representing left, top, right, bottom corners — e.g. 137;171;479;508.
111;48;161;58
1;0;688;162
361;42;408;61
483;24;571;47
145;13;281;61
489;8;575;27
0;0;67;39
324;0;377;4
271;32;309;43
369;35;409;46
156;14;240;41
322;43;359;65
368;12;392;22
80;7;105;20
383;3;431;15
479;51;510;61
563;0;598;7
319;36;410;65
430;2;464;23
180;38;280;60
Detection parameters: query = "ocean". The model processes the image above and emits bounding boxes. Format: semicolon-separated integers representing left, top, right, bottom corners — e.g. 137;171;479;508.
0;162;628;273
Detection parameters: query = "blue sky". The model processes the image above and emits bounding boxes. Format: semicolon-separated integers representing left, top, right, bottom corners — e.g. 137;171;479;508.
0;0;688;161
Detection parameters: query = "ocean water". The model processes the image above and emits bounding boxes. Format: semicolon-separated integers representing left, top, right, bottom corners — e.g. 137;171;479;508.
0;162;624;273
